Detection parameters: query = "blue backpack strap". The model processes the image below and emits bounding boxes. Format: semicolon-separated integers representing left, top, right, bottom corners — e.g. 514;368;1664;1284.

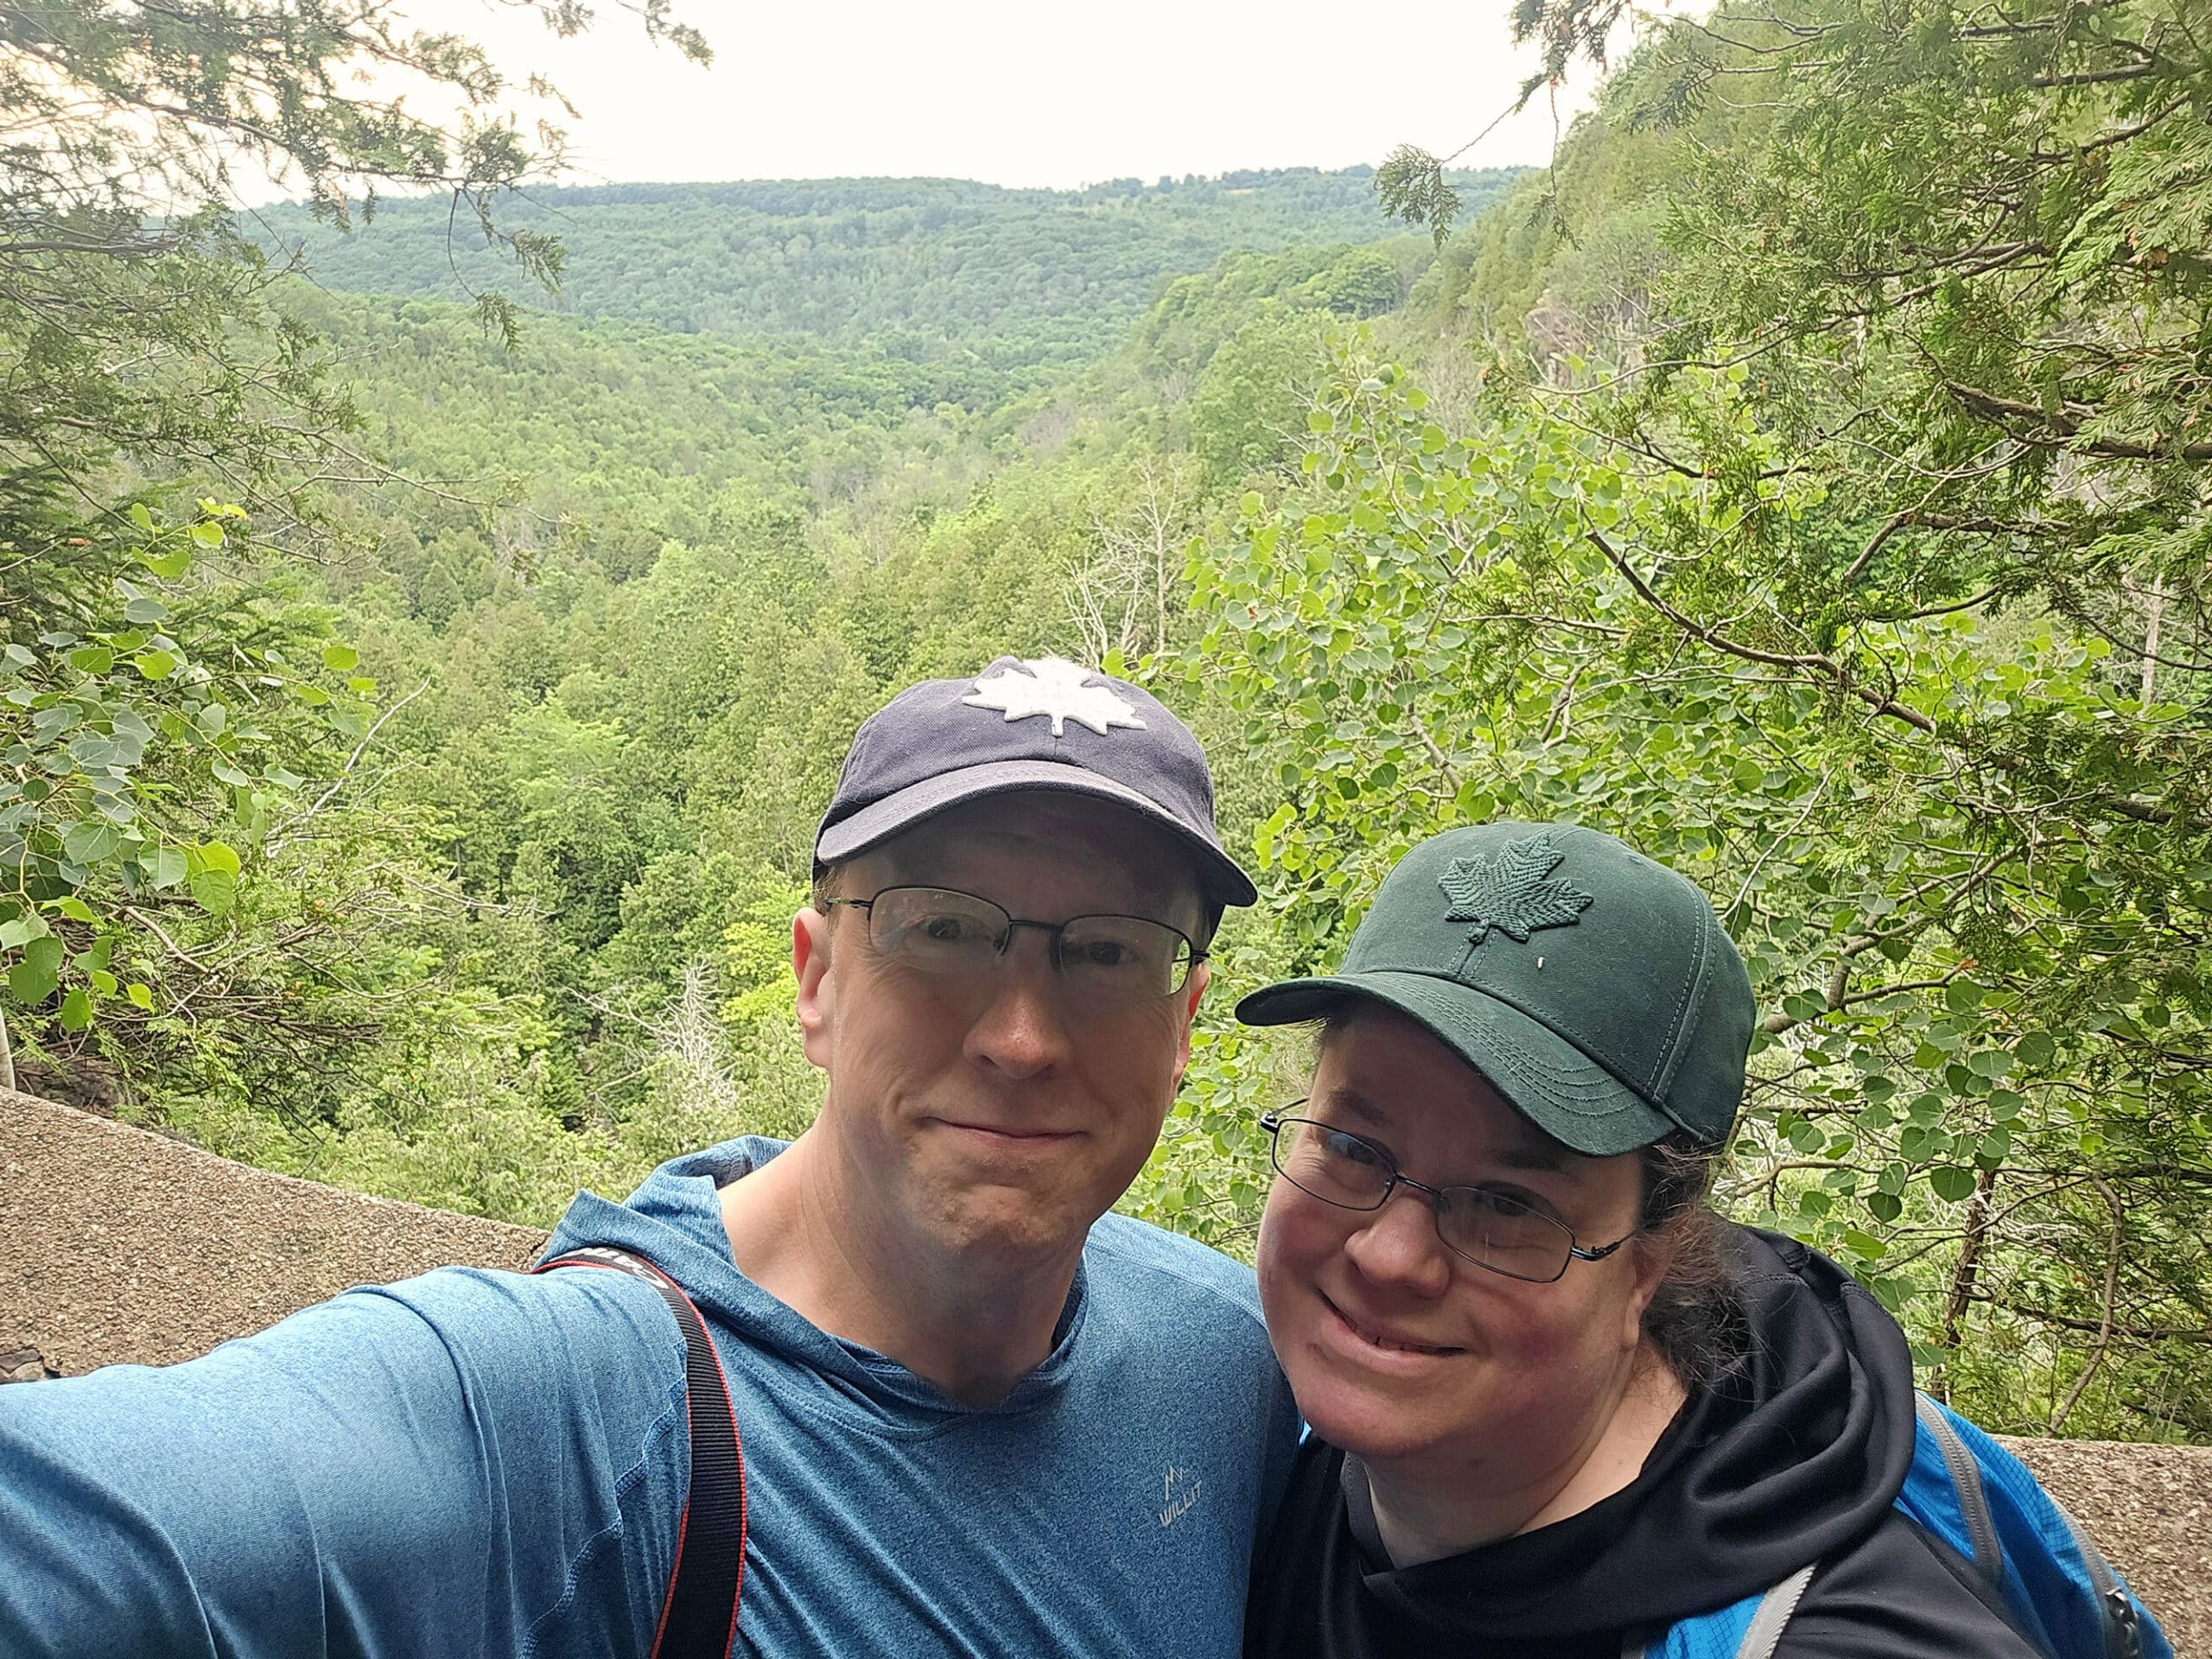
1631;1563;1817;1659
1902;1393;2168;1659
1913;1392;2005;1586
1736;1564;1819;1659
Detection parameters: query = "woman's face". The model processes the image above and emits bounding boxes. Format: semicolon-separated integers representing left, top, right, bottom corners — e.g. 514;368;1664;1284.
1256;1006;1669;1481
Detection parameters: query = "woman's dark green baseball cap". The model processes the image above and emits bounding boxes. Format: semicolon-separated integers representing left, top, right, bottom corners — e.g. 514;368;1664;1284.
1236;823;1755;1155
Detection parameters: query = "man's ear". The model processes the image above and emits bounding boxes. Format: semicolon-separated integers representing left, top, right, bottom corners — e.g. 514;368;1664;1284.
793;906;835;1070
1179;957;1210;1024
1170;957;1209;1079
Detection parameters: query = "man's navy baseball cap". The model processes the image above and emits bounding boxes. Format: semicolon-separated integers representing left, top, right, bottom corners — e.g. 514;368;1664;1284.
814;655;1258;907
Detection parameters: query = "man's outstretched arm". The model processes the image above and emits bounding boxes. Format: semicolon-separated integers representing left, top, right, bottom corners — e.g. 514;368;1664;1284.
0;1264;690;1659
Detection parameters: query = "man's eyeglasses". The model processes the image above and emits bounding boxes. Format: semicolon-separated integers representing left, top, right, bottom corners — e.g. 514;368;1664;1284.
1260;1108;1636;1284
823;886;1203;1002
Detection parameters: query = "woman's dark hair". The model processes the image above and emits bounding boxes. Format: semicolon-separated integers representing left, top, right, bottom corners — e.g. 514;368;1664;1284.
1633;1131;1747;1394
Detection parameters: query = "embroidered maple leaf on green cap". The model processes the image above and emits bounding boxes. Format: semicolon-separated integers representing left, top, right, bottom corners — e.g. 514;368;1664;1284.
1438;833;1594;945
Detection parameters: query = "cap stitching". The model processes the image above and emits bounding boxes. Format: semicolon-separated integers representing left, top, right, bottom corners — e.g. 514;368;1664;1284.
1454;1020;1623;1102
1655;929;1716;1107
1283;967;1677;1126
1646;899;1709;1096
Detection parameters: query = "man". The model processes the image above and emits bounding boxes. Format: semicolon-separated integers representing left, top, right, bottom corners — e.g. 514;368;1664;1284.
0;655;1299;1657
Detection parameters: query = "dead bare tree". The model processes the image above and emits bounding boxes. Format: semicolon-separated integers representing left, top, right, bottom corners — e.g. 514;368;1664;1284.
1068;456;1202;665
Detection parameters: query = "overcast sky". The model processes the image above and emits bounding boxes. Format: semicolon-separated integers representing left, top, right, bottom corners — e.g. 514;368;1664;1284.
385;0;1612;192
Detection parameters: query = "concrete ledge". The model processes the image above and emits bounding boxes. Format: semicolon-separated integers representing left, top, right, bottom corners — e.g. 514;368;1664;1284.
3;1087;2207;1649
2;1087;546;1372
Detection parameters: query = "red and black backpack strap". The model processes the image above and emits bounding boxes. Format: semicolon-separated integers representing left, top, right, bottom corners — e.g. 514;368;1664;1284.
534;1244;747;1659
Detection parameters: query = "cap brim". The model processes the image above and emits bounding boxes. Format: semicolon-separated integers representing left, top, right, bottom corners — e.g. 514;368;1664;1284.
1235;969;1677;1156
816;759;1259;907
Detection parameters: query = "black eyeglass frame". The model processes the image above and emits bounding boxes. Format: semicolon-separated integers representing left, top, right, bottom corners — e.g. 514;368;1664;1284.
1259;1105;1637;1284
823;884;1206;999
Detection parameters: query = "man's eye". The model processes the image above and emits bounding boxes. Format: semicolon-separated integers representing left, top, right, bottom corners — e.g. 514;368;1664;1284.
1321;1130;1387;1169
920;914;983;944
1071;938;1129;968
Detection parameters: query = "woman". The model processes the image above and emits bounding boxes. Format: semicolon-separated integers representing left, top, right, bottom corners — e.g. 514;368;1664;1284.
1236;822;2165;1659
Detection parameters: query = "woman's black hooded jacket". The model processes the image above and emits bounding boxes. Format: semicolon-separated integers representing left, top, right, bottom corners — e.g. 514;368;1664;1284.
1243;1227;2044;1659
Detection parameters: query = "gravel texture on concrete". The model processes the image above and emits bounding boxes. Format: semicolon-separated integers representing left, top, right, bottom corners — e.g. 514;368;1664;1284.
3;1087;2206;1649
2;1088;546;1372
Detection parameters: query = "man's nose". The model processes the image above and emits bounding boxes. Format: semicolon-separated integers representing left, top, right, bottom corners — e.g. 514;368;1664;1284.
962;931;1071;1078
1342;1187;1454;1298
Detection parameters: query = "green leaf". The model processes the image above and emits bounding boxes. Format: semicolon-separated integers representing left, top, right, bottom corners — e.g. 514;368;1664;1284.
149;847;188;890
139;546;191;580
1929;1166;1977;1204
0;915;50;950
189;868;237;916
52;897;97;923
196;840;241;875
67;645;113;675
58;987;92;1031
9;936;64;1003
126;982;155;1011
61;820;120;865
128;503;156;532
132;649;177;681
321;645;359;671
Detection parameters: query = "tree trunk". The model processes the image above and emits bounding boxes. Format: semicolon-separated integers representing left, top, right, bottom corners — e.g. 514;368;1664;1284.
1942;1165;1999;1351
2140;574;2165;710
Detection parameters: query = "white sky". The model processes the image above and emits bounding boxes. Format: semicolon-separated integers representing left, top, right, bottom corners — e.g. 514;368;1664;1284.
379;0;1612;192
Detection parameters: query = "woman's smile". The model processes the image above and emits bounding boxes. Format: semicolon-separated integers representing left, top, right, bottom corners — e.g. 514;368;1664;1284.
1319;1292;1465;1365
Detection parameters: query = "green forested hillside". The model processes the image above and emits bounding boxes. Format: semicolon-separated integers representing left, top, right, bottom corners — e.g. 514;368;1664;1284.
262;169;1520;372
7;0;2207;1443
1200;0;2211;1440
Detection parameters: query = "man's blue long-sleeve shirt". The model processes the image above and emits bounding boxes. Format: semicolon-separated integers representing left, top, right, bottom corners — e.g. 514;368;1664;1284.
0;1137;1299;1656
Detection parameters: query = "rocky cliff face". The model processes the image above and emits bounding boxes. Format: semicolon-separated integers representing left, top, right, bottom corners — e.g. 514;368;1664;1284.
3;1087;2206;1649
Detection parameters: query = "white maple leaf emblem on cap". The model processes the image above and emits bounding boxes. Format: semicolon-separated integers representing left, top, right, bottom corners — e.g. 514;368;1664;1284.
962;657;1148;737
